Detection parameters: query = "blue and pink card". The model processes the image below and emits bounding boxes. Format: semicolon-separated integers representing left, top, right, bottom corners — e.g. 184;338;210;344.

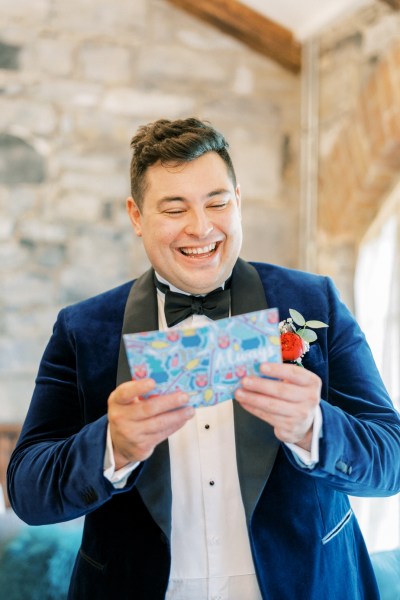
123;308;282;407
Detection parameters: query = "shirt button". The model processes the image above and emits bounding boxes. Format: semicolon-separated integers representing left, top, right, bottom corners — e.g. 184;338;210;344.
208;535;219;545
205;424;210;429
209;480;215;486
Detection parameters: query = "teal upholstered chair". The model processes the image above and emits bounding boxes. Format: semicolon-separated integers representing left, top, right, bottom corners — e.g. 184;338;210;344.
370;549;400;600
0;510;399;600
0;512;82;600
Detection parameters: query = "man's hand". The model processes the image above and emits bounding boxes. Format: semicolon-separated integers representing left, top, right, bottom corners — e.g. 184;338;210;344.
234;362;322;451
108;379;195;469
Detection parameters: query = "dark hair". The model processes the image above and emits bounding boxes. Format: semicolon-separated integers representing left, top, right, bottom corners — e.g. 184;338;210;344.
129;117;236;210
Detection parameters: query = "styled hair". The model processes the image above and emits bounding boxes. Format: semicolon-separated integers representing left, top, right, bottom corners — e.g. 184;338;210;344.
129;117;237;210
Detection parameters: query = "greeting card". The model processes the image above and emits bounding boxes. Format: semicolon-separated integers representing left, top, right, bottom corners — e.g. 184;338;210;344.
123;308;282;407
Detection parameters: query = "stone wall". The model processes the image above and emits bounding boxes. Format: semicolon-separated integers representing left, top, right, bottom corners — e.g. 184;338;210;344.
0;0;300;421
1;0;399;422
317;2;400;306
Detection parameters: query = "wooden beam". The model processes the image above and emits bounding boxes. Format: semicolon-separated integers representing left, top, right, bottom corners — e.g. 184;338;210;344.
378;0;400;9
167;0;302;74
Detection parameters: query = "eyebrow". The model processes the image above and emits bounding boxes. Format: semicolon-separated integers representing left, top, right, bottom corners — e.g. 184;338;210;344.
156;188;231;208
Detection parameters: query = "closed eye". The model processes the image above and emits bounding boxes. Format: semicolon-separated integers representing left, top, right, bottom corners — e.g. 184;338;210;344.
208;202;228;209
163;209;186;215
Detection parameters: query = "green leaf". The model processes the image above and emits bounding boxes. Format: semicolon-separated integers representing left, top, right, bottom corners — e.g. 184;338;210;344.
305;320;329;329
289;308;305;326
299;328;317;342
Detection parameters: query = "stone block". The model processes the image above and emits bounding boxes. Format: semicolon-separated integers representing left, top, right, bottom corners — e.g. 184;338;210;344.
0;375;37;422
0;219;14;241
363;13;400;59
0;135;46;185
35;243;66;268
240;200;298;268
6;187;38;217
23;37;74;77
0;98;57;136
0;336;49;373
176;25;239;52
102;88;195;118
18;220;67;244
0;0;50;21
137;46;229;85
228;129;283;201
4;306;60;337
0;240;30;270
53;192;103;222
60;170;127;198
232;66;254;96
48;0;147;35
2;273;55;308
0;42;20;70
74;111;139;144
78;43;133;84
34;80;102;108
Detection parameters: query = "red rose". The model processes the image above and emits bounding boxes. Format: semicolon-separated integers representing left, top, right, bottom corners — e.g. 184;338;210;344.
280;332;305;361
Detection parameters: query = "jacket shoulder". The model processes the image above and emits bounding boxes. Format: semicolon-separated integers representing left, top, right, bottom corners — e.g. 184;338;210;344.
250;261;327;285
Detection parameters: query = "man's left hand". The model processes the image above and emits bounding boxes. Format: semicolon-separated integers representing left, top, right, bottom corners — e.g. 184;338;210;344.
234;362;322;451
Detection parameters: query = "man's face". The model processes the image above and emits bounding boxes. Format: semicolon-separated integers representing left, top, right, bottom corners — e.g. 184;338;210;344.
127;151;242;294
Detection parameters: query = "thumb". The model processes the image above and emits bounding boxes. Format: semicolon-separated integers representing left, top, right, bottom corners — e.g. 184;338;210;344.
110;379;156;405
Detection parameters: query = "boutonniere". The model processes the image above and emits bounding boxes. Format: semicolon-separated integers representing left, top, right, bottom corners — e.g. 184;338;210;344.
279;309;328;366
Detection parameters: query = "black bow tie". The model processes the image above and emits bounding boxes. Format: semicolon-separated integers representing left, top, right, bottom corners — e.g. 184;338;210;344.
155;278;231;327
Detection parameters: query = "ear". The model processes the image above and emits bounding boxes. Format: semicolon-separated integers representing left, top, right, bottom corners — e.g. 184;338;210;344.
235;184;242;216
126;197;142;237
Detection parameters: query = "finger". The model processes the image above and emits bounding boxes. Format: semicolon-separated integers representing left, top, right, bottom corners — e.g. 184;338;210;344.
141;405;195;437
235;388;293;417
241;368;321;403
109;383;191;421
238;398;315;444
110;379;156;405
132;391;191;421
238;376;308;405
259;362;319;386
109;402;195;463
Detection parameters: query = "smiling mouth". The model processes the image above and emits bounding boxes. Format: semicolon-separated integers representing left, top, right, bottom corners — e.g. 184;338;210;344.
179;242;220;257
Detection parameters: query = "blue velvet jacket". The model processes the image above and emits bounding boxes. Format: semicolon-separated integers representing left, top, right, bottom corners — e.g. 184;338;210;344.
7;260;400;599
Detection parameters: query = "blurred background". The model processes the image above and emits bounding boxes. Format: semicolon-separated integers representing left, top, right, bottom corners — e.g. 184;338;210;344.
0;0;399;559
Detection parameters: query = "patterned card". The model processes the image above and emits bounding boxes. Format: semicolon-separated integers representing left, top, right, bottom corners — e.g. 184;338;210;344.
123;308;282;407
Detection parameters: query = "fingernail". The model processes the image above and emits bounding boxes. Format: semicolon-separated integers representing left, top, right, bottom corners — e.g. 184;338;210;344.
261;363;271;373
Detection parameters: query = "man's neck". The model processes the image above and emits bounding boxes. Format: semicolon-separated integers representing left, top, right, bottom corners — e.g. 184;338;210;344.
154;271;228;296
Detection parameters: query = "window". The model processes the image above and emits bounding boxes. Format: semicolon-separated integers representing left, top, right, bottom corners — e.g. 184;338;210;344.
351;183;400;553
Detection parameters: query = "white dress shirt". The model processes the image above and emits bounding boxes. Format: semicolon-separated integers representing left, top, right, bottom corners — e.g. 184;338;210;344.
104;279;322;599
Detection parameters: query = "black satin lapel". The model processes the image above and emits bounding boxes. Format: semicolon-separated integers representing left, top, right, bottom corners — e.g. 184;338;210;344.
233;403;279;523
116;268;172;541
231;258;279;521
116;268;158;387
230;258;269;316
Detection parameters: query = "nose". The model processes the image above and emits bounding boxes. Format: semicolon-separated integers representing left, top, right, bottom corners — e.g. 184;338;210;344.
184;208;213;239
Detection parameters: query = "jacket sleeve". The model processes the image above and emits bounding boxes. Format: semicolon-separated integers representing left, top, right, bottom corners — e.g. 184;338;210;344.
7;308;139;526
283;276;400;496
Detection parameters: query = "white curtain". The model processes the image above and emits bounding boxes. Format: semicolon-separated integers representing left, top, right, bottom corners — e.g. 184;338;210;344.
351;182;400;553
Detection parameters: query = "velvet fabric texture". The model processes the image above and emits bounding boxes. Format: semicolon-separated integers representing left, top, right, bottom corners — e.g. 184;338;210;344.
7;260;400;599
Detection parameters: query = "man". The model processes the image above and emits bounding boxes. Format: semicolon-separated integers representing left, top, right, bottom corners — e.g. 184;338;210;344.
7;118;400;599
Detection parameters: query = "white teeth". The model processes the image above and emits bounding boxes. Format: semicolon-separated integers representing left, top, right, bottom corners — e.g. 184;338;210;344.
181;243;217;255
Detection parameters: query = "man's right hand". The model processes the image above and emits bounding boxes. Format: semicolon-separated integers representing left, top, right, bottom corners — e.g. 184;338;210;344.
108;379;194;469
